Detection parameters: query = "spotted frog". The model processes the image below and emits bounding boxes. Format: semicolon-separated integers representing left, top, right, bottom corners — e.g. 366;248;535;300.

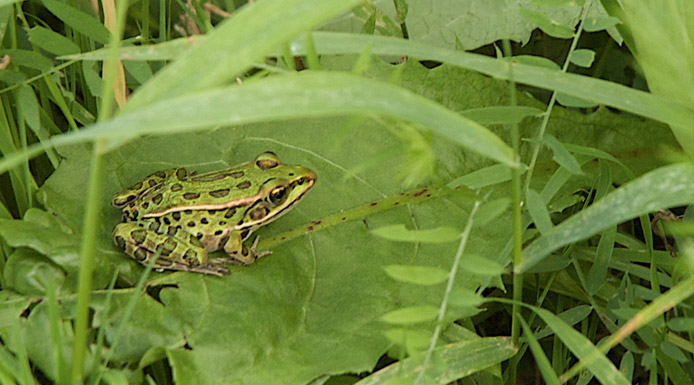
111;152;317;276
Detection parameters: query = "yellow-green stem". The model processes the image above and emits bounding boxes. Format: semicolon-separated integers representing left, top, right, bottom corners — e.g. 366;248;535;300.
70;142;105;384
70;0;130;381
501;34;523;385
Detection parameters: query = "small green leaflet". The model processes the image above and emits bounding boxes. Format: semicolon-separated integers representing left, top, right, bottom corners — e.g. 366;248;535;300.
460;255;504;276
570;49;596;68
372;224;461;243
381;306;439;324
542;134;584;175
383;265;449;286
448;288;484;307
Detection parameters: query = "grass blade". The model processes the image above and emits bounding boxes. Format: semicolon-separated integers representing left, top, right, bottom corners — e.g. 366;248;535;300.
0;72;517;173
64;31;693;142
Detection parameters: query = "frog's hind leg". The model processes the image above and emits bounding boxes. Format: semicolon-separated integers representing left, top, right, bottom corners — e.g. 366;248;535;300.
155;260;229;277
112;222;229;276
111;167;190;207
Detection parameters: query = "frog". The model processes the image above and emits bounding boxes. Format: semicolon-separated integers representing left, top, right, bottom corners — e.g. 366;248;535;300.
111;152;317;276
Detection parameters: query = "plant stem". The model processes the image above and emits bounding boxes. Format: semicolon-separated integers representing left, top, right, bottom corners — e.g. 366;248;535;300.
70;142;105;384
499;33;523;385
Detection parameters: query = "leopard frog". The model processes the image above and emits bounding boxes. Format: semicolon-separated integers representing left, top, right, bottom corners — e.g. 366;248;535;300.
111;152;316;276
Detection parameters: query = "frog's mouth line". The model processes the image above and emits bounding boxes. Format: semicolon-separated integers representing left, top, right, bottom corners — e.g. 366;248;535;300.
273;181;316;217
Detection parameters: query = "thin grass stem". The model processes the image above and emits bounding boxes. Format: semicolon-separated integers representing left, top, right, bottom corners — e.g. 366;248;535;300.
415;199;482;384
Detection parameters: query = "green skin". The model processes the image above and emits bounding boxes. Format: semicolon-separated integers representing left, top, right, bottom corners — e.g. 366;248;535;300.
111;152;317;276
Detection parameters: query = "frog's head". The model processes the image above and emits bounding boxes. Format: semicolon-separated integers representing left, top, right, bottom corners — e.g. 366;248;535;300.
240;152;317;228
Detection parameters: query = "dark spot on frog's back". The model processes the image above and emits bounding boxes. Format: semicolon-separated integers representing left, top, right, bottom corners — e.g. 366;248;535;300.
191;173;226;182
224;208;236;218
176;168;188;180
183;249;197;262
152;194;163;205
134;247;149;261
190;234;204;247
156;241;175;256
113;194;136;207
209;189;230;198
236;181;251;190
131;229;147;244
114;235;126;249
171;183;183;192
183;192;200;200
229;171;244;178
148;221;160;232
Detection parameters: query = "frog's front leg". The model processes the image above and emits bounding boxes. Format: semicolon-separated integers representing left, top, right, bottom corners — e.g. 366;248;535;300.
112;222;229;276
111;167;190;207
222;231;272;265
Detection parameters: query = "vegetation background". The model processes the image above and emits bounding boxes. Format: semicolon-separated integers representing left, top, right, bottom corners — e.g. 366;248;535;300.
0;0;692;384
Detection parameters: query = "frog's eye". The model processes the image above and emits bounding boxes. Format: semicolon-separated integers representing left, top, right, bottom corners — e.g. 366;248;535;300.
255;152;280;170
268;186;288;205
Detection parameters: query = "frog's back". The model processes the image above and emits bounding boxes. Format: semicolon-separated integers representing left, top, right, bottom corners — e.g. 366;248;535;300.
117;152;314;221
138;160;313;217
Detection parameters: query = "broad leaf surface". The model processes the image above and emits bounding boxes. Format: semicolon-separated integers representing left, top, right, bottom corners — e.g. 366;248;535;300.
320;0;611;50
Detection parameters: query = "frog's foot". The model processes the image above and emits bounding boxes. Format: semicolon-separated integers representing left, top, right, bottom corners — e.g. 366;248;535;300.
250;235;272;260
222;235;271;265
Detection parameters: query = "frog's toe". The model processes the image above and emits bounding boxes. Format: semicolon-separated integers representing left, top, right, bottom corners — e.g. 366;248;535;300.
187;264;229;277
255;250;272;259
